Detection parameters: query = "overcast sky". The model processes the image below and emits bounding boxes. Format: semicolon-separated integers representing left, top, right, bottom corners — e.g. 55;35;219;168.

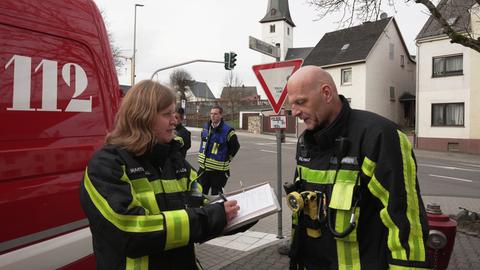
93;0;432;98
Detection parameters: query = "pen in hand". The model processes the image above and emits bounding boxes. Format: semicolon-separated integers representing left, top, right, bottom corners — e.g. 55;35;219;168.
219;192;228;202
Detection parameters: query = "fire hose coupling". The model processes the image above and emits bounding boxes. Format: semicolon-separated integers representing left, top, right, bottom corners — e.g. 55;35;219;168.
428;230;447;250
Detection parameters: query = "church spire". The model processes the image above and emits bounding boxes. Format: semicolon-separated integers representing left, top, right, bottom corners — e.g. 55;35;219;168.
260;0;295;27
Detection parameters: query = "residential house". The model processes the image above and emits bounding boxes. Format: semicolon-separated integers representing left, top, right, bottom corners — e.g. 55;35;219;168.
220;85;260;105
184;80;216;102
415;0;480;153
303;17;416;128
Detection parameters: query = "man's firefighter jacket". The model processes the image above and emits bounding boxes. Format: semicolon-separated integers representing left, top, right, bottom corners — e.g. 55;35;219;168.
198;119;240;171
174;123;191;158
291;96;430;269
80;141;226;270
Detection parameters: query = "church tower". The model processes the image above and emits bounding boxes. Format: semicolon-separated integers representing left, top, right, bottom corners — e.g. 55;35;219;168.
260;0;295;62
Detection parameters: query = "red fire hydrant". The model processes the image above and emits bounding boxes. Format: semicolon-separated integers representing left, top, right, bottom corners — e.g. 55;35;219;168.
426;203;457;270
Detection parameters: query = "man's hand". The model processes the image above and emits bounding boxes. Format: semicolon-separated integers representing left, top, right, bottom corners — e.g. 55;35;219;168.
223;200;240;222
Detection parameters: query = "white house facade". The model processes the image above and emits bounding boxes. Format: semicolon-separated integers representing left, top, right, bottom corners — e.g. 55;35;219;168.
304;17;416;127
416;1;480;153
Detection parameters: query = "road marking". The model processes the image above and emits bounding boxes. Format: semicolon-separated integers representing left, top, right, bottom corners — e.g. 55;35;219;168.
459;163;480;168
260;149;277;153
419;163;480;173
255;142;277;145
429;174;473;183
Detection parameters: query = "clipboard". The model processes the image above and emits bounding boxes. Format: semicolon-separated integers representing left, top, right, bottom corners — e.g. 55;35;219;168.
215;182;281;233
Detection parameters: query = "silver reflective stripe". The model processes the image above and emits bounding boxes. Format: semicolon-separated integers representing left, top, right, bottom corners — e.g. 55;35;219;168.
0;219;89;253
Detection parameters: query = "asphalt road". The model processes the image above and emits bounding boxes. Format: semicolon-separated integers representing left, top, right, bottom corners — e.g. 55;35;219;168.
186;132;480;199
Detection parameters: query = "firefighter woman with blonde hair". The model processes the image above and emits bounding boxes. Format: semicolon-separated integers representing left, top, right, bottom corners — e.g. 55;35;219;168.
80;80;239;270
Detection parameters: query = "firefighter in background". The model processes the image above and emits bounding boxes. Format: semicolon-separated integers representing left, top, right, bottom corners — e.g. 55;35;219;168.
198;105;240;195
80;80;240;270
174;107;191;158
285;66;431;269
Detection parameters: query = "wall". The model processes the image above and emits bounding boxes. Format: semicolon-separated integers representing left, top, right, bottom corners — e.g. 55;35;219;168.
325;63;367;110
417;38;470;139
469;4;480;140
365;19;416;125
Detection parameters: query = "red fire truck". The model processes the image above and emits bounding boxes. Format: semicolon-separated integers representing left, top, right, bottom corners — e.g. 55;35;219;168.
0;0;121;268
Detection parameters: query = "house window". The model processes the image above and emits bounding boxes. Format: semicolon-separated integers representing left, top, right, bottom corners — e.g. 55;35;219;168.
389;43;394;60
270;24;275;33
389;87;395;101
400;55;405;68
431;103;464;126
341;68;352;85
432;54;463;77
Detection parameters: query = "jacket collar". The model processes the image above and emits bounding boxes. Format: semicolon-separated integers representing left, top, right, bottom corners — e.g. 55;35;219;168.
304;95;351;150
209;119;224;131
144;141;181;168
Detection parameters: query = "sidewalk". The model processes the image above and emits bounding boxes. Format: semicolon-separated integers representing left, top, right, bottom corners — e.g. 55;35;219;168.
196;195;480;270
192;128;480;269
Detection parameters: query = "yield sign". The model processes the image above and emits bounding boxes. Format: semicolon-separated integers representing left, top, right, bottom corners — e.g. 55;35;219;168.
252;59;303;114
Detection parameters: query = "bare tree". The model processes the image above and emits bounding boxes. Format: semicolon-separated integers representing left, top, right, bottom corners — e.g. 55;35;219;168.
169;69;193;104
224;71;243;87
100;10;124;73
307;0;480;53
222;71;244;121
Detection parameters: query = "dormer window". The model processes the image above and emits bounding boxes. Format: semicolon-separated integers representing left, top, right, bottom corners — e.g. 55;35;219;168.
341;44;350;51
270;8;277;16
447;17;458;26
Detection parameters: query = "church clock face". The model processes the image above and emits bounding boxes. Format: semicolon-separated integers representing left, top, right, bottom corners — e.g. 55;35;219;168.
270;8;277;15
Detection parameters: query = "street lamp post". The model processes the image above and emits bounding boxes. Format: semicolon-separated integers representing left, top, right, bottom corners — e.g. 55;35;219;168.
132;3;144;86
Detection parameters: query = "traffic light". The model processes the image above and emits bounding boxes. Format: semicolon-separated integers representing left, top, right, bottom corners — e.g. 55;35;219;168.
224;52;231;70
229;52;237;70
224;51;237;70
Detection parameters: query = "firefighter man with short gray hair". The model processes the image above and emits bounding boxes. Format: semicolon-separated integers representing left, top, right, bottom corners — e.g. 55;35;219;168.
284;66;430;269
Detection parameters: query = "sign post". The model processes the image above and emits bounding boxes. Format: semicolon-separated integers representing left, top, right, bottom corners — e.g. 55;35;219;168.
252;59;303;239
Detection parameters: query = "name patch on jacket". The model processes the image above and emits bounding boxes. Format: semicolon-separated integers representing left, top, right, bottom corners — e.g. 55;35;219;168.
129;167;145;174
176;167;187;174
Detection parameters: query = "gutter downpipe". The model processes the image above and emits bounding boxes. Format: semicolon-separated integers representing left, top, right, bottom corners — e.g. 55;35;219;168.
415;40;420;148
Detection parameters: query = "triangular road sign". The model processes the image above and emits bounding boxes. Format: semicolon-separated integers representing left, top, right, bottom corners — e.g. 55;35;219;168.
252;59;303;114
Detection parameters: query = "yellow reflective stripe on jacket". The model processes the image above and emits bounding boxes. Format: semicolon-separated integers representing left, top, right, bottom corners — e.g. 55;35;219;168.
163;210;190;250
126;256;148;270
329;170;358;210
130;178;160;215
398;131;425;262
335;208;361;270
83;169;165;232
368;174;407;260
150;178;189;194
227;130;235;140
361;156;375;177
389;265;431;270
297;166;335;184
198;153;230;171
211;143;219;154
118;166;144;211
174;135;184;147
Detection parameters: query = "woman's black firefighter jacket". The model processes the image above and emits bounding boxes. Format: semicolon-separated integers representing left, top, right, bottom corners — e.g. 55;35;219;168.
80;141;226;270
289;96;430;269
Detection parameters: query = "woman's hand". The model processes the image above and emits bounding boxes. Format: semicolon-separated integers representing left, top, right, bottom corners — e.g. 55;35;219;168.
223;200;240;222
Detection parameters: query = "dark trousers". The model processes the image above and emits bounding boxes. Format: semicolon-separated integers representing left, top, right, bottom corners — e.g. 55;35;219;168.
198;169;229;195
